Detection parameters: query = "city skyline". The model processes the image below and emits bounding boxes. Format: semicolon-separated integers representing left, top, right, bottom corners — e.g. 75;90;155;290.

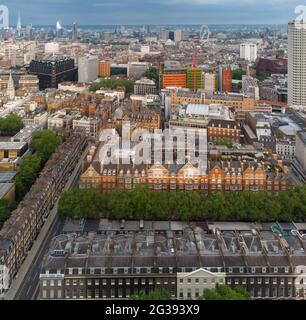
1;0;305;26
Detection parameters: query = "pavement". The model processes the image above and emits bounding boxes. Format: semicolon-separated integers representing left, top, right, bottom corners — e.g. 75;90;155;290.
4;144;89;300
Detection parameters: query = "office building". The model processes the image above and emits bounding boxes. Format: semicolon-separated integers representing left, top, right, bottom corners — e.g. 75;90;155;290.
98;60;111;78
186;68;203;90
29;57;78;90
288;20;306;106
240;43;258;62
78;55;99;84
161;61;187;89
161;30;169;42
292;131;306;183
110;64;128;77
127;62;149;80
204;73;218;93
242;76;260;100
218;65;232;93
134;78;157;95
72;22;78;42
174;29;184;42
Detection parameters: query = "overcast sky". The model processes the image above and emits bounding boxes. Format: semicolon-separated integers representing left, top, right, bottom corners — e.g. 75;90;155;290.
1;0;303;25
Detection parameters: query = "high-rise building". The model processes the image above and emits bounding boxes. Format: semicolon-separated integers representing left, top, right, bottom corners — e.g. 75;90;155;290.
98;60;111;78
204;73;217;93
161;30;169;42
288;20;306;106
169;31;175;41
72;22;78;42
78;55;99;83
186;67;202;90
29;57;78;90
174;29;184;42
218;65;232;93
161;61;187;89
240;43;257;62
16;11;21;34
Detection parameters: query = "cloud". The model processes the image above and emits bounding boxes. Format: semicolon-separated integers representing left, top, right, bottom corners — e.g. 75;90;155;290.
0;0;301;25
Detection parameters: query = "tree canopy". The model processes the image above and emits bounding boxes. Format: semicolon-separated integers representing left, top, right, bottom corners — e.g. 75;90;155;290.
31;130;61;165
0;113;24;134
89;79;134;93
213;138;234;148
15;130;61;202
58;185;306;222
143;67;159;86
0;199;11;229
232;68;246;81
201;285;250;300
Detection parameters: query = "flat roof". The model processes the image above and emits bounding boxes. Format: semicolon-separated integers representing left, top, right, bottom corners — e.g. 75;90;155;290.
186;104;209;116
0;171;18;183
0;183;14;199
0;142;27;150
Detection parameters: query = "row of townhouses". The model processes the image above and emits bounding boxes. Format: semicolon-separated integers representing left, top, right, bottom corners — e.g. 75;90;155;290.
0;130;87;294
39;220;306;300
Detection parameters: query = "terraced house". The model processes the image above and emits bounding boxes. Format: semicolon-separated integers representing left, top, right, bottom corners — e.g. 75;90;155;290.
0;131;87;294
39;220;306;300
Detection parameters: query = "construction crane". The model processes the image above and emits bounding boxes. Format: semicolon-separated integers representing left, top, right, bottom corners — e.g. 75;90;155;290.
192;49;198;92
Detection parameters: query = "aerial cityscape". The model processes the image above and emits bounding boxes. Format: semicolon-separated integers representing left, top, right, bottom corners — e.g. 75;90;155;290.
0;0;306;304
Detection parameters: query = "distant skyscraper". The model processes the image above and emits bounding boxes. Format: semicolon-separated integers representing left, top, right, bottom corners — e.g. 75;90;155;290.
174;29;183;42
56;20;63;37
240;43;257;62
169;31;175;41
16;11;21;33
161;30;169;42
72;22;78;42
288;20;306;106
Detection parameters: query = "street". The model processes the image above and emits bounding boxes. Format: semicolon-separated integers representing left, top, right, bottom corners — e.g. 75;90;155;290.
6;144;89;300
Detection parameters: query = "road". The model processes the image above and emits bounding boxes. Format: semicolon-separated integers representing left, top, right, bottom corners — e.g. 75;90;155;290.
14;216;64;300
288;168;304;187
10;145;89;300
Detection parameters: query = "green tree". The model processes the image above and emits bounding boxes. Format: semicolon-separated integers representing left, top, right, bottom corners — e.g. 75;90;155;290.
202;285;250;300
129;289;171;300
57;185;306;223
143;67;159;87
31;130;61;165
257;73;268;81
232;69;246;81
89;79;134;93
213;138;234;148
0;113;24;134
15;154;42;201
0;199;11;229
